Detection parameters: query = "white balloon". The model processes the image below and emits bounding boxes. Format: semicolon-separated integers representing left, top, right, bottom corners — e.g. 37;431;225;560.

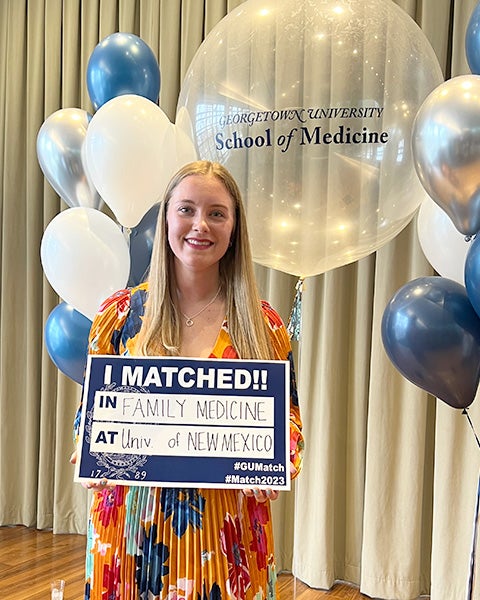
417;197;471;285
84;95;178;228
41;207;130;319
175;107;199;166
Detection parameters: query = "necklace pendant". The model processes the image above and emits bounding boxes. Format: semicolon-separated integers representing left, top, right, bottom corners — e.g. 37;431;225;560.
180;286;221;329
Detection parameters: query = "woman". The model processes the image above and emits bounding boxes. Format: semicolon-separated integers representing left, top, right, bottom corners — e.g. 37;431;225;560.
74;160;304;600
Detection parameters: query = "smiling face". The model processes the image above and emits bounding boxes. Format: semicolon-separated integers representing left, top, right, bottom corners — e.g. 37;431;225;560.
166;174;236;277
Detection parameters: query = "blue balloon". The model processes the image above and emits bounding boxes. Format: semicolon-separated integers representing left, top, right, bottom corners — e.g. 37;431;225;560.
466;2;480;74
87;33;161;111
465;234;480;318
381;276;480;409
127;202;159;286
45;302;92;384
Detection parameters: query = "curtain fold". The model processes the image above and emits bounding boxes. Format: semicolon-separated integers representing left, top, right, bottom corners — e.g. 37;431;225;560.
1;0;479;598
358;225;436;600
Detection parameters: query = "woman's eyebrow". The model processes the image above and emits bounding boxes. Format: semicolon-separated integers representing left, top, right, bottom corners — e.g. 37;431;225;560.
173;198;231;209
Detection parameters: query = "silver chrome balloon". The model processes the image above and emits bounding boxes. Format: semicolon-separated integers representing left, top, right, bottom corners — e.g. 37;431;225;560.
412;75;480;237
37;108;103;209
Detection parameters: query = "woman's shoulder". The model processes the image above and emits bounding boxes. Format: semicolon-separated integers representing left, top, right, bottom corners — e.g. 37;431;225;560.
260;299;292;357
97;282;148;314
260;299;285;330
89;282;149;355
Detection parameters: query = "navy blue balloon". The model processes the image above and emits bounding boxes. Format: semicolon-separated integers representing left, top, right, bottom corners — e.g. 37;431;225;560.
87;33;161;111
382;276;480;409
465;234;480;319
45;302;92;384
466;2;480;74
127;202;159;286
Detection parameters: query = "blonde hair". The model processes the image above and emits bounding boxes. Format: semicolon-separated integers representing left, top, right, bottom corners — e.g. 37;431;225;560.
135;160;274;360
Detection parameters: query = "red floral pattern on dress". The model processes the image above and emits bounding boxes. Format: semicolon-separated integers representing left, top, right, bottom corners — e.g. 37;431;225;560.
220;345;238;359
98;289;129;314
94;486;125;529
261;301;282;329
246;496;270;570
289;423;304;476
102;554;121;600
115;294;131;319
220;513;251;599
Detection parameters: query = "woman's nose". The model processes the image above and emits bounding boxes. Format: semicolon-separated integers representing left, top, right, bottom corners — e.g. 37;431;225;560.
193;214;209;231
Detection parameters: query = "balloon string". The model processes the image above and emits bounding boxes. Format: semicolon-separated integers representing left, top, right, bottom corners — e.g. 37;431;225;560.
287;277;305;341
462;409;480;599
463;409;480;450
466;471;480;600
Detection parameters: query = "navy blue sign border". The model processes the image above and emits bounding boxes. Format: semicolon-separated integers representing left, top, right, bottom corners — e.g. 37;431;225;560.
75;355;290;490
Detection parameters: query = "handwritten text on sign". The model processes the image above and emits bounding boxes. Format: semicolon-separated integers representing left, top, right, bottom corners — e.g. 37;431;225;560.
75;355;290;489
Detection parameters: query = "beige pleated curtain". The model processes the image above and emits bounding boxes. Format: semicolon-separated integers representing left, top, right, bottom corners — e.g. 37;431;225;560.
0;1;479;599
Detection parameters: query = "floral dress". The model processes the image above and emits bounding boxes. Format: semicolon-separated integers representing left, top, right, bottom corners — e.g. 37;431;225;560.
75;283;304;600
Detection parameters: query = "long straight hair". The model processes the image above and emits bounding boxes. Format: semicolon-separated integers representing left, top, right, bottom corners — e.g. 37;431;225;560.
134;161;275;360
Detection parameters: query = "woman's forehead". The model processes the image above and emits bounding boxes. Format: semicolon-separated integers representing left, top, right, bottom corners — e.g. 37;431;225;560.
171;174;234;205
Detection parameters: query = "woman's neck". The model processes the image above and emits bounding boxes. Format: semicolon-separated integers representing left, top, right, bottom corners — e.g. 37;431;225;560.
174;267;221;303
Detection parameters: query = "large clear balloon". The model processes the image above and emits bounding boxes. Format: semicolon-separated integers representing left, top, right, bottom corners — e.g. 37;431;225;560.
466;2;480;75
177;0;443;277
84;94;179;228
417;197;471;285
36;108;102;209
174;108;199;166
382;276;480;409
87;33;161;111
45;302;92;384
412;75;480;237
40;207;130;320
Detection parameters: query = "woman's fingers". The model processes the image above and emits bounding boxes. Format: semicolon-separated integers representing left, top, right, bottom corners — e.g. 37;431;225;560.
81;478;116;492
243;488;279;502
71;451;115;492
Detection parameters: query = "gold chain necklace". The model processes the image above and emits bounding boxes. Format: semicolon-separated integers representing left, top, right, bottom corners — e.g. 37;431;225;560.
180;287;221;327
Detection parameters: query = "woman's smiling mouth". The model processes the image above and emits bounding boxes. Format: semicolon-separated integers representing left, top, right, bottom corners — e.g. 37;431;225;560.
186;238;213;248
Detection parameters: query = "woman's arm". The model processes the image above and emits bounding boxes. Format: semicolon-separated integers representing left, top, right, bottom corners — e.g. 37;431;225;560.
72;287;134;490
243;302;305;501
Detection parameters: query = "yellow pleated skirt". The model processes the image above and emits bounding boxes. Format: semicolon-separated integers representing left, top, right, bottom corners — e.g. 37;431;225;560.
85;486;277;600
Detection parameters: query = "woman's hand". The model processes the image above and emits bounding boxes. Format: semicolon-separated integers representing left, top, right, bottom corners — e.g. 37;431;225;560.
70;450;77;464
243;488;279;502
69;450;116;492
81;479;116;492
